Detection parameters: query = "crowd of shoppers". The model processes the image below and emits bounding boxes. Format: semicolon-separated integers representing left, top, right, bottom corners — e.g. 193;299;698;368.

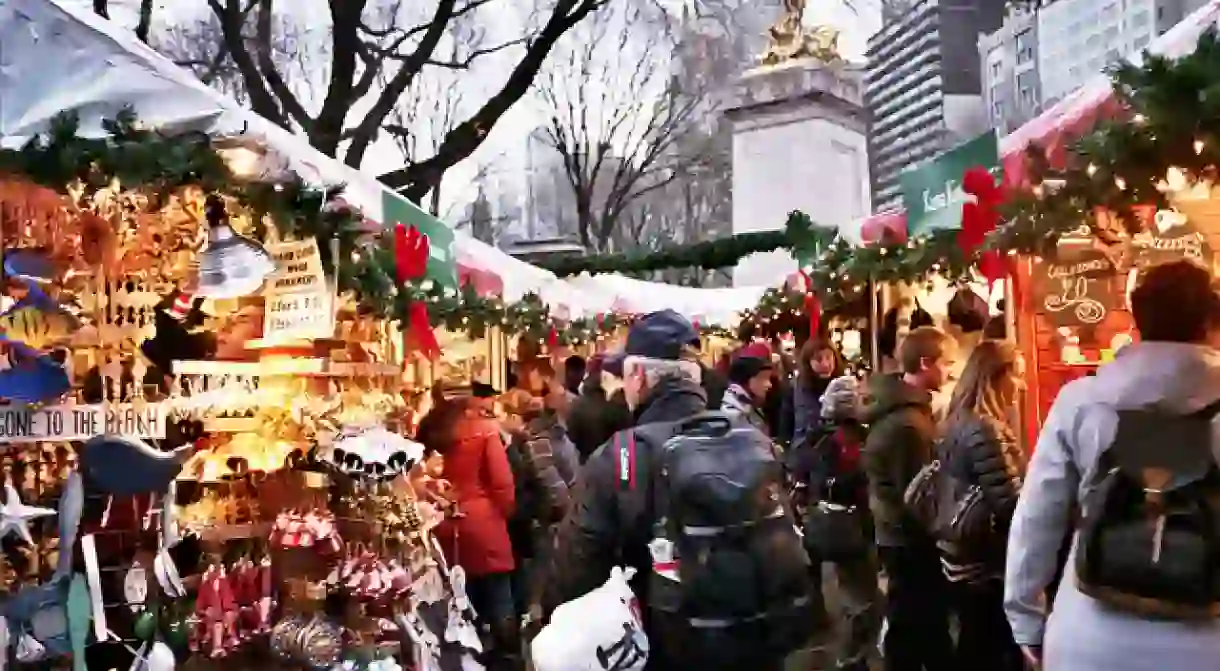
408;259;1220;671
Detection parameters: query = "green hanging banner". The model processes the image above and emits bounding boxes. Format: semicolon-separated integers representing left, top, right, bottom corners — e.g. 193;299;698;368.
900;131;1002;237
380;191;458;288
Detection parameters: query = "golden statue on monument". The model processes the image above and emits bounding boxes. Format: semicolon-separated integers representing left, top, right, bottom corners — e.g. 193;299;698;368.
760;0;842;66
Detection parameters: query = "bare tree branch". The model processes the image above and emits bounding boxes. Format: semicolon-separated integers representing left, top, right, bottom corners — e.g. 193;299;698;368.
531;2;711;253
148;0;605;204
376;0;610;200
423;37;527;70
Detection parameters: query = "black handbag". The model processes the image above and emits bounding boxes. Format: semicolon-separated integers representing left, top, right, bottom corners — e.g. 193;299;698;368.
803;477;869;562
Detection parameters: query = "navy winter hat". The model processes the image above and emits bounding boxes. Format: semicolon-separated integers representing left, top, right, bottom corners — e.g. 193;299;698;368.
603;309;701;377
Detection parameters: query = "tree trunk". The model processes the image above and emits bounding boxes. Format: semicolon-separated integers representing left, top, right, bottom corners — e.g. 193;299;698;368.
135;0;154;43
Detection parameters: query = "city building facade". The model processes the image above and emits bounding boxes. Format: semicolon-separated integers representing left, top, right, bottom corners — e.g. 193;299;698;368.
978;10;1040;136
979;0;1210;140
1037;0;1199;104
865;0;1005;213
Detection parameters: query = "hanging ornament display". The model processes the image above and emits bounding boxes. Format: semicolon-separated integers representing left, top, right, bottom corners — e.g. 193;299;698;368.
194;195;275;299
0;483;54;545
324;427;424;481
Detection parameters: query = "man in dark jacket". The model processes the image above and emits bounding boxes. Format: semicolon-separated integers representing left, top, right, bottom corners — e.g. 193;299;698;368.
566;355;633;462
862;326;954;671
544;310;718;670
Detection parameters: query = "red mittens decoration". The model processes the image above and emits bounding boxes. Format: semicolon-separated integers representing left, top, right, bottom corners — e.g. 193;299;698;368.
394;224;440;359
959;167;1007;288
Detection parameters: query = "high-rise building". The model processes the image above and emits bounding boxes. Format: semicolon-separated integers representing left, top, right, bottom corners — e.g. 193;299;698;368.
1037;0;1197;105
981;0;1207;139
865;0;1006;213
978;10;1040;136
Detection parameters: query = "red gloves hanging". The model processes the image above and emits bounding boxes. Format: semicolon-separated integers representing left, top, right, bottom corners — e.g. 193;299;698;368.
959;167;1008;288
393;224;440;359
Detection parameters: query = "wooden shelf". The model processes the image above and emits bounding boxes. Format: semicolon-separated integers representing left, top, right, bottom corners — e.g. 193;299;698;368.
173;359;400;378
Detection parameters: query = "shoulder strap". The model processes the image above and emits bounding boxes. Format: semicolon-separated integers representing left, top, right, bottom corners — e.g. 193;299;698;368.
615;430;638;492
1191;398;1220;420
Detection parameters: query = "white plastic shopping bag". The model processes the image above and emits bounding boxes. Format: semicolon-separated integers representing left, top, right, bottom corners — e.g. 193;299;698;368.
531;567;649;671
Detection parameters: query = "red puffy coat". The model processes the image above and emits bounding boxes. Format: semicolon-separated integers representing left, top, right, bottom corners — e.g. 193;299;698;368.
435;418;517;576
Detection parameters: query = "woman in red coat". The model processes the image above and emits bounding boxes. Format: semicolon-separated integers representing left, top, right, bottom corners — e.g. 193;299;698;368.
417;397;519;666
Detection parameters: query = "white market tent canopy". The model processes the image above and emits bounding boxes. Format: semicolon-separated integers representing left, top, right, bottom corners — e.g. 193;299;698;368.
0;0;767;326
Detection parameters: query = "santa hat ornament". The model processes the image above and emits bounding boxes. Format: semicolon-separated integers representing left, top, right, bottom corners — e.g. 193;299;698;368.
165;293;194;322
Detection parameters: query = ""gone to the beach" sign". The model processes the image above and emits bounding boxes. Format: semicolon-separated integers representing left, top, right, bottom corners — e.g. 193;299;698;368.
0;403;167;443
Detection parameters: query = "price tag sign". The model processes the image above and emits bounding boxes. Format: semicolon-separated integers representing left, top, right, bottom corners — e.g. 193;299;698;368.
265;239;325;293
0;403;167;443
264;290;334;341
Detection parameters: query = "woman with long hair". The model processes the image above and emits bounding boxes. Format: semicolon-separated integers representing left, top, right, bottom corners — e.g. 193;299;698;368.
417;397;520;670
937;339;1026;670
791;338;844;448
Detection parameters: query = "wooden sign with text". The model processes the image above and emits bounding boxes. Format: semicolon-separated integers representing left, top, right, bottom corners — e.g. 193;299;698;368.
0;403;167;443
1032;251;1114;328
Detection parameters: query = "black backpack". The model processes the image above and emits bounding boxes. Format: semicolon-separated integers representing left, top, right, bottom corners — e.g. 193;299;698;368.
622;412;814;668
1075;401;1220;619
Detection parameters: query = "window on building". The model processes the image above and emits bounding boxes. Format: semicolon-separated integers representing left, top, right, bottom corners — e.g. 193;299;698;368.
1016;29;1034;63
1132;11;1149;27
990;59;1003;79
1017;71;1036;108
992;99;1003;123
1134;34;1151;50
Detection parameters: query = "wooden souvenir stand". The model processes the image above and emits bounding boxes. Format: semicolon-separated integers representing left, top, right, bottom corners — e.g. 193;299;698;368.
1015;199;1220;446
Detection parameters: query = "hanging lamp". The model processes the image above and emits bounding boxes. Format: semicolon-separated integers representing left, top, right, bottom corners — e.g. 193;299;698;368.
194;195;275;299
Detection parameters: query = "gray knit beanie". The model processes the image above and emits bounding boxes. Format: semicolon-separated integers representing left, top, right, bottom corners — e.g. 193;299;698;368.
820;375;861;420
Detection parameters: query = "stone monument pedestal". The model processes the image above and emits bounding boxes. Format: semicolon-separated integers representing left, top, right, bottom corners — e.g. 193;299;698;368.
725;59;869;288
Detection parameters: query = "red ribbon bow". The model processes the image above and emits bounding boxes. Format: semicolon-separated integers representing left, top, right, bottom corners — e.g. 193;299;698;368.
393;224;439;359
799;270;822;337
959;167;1007;288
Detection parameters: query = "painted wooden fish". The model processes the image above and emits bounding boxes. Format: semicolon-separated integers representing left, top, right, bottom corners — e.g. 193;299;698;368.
66;575;90;671
0;306;75;352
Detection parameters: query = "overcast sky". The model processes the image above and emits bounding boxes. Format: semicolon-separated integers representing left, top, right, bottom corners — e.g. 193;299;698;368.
65;0;880;218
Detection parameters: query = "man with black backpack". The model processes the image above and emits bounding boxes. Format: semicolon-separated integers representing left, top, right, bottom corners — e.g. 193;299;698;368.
1006;261;1220;670
544;310;816;670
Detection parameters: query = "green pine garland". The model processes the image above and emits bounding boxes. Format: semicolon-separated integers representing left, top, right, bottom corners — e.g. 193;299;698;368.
1;107;1014;346
997;28;1220;254
0;110;630;344
536;212;830;276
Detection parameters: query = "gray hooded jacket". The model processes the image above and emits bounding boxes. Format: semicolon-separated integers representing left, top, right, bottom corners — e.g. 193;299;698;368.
1005;342;1220;669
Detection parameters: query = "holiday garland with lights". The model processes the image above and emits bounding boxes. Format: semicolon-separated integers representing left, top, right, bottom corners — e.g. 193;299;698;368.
0;112;653;345
1;98;1061;346
997;28;1220;253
